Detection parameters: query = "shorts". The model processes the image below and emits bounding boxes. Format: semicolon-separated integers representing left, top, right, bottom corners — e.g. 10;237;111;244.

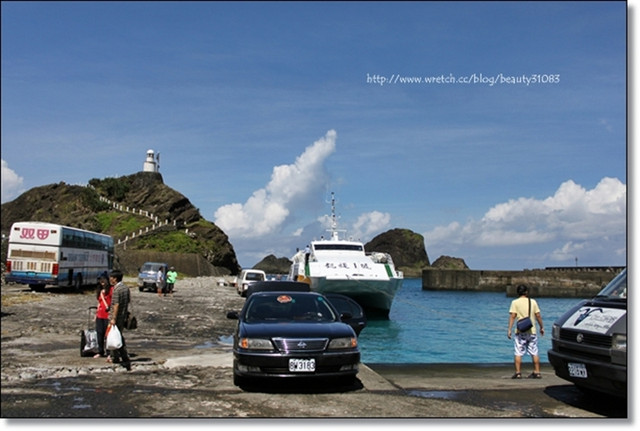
513;332;539;357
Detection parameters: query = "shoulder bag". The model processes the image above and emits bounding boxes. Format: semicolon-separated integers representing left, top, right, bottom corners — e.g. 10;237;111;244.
516;298;533;332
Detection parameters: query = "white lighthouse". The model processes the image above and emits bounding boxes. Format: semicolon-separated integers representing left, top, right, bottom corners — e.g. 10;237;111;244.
143;149;160;173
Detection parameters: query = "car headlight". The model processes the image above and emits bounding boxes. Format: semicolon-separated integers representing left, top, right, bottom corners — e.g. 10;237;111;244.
239;338;273;350
551;323;560;339
328;337;357;350
612;334;626;352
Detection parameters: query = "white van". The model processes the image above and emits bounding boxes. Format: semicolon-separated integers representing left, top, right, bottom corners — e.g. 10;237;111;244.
548;268;627;398
137;261;169;292
236;269;267;297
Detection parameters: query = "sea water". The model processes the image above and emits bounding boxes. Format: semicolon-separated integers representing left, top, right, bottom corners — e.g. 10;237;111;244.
359;278;584;364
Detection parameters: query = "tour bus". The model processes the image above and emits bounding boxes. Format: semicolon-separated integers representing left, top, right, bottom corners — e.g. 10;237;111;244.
4;221;114;291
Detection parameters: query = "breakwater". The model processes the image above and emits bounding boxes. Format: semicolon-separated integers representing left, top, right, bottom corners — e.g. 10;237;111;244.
421;267;623;297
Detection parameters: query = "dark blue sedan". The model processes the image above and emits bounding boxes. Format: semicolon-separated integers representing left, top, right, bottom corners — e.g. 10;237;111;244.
226;291;360;387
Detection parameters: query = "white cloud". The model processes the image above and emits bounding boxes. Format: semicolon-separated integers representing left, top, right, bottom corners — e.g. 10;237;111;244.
425;177;626;267
1;159;25;203
351;211;391;241
214;130;337;238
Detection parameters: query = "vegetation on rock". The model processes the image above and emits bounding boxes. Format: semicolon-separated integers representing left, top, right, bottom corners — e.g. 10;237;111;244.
1;174;240;275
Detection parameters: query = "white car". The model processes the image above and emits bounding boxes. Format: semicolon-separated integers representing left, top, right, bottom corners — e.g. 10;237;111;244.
235;269;267;297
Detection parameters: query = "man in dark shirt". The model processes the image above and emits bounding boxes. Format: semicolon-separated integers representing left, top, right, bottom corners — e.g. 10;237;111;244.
108;269;131;371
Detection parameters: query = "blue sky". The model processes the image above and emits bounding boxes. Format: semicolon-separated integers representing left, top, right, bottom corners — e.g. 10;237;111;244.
1;1;628;271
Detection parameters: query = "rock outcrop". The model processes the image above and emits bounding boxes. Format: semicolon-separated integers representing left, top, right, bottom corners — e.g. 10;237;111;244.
432;255;469;270
253;254;292;274
364;228;430;277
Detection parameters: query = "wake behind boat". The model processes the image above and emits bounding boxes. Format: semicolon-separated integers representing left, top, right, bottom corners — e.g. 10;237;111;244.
289;194;403;318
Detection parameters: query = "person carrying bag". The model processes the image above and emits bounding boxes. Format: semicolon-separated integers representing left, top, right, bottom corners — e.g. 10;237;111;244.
106;323;123;350
107;270;132;371
516;298;533;332
507;284;545;379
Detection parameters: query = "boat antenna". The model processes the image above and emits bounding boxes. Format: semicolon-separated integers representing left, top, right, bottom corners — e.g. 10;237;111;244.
327;192;345;240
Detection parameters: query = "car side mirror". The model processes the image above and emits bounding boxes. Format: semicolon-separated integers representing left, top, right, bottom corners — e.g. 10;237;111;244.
340;312;353;321
226;311;239;320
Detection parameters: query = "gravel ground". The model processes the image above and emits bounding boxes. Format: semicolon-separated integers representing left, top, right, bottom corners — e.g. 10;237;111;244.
1;277;625;420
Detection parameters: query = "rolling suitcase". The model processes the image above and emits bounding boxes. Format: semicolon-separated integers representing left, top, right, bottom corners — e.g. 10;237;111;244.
80;306;100;357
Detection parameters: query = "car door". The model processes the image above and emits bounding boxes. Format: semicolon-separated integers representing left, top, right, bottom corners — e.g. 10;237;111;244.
324;293;367;336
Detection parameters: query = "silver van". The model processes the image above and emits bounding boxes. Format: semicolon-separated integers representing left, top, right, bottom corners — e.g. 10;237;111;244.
235;269;267;297
548;268;627;398
137;261;168;292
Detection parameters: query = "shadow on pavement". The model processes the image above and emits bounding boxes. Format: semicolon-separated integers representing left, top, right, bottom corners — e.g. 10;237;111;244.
543;384;627;418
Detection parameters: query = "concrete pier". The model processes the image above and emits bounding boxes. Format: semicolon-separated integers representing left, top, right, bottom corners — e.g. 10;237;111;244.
422;267;623;297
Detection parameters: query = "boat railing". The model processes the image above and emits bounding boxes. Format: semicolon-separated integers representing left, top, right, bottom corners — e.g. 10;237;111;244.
367;251;393;265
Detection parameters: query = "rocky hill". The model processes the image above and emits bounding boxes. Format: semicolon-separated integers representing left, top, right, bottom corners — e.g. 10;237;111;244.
253;254;293;274
365;228;431;277
1;172;240;275
432;255;469;270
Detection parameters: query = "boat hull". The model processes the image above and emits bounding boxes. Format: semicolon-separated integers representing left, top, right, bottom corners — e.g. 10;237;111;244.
308;276;403;318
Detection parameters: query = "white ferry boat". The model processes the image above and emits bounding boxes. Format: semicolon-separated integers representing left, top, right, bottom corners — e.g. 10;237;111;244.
289;194;403;317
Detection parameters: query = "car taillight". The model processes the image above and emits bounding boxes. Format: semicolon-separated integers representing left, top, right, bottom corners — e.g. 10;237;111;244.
5;261;11;273
52;264;59;275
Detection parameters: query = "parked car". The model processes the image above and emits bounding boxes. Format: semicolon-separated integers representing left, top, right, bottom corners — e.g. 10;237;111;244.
548;268;627;398
236;269;267;297
137;262;168;292
245;280;310;298
226;291;360;387
324;293;367;336
246;281;367;336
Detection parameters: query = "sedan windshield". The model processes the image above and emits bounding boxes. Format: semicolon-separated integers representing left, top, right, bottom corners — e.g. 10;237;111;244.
245;294;338;323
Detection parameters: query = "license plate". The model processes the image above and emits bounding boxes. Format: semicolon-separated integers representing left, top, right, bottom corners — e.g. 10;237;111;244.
289;358;315;373
568;362;588;378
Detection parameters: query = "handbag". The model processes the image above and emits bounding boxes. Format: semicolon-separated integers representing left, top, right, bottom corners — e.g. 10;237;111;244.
106;324;123;349
81;329;100;356
125;311;138;330
516;298;533;332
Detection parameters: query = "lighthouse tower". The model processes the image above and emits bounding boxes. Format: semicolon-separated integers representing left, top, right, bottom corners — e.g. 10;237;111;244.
143;149;159;173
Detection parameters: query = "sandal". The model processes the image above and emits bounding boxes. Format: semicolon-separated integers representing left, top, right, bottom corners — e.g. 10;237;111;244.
528;373;542;379
511;372;522;379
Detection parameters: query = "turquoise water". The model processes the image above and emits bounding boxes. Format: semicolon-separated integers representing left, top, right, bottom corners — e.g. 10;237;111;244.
359;278;584;364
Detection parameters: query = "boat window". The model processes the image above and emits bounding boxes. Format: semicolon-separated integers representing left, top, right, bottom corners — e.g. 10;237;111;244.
314;244;363;252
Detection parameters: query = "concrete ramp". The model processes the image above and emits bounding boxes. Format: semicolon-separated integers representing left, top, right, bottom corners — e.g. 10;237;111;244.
163;352;233;368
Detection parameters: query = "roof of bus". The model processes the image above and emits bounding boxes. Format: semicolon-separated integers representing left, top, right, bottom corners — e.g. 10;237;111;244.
11;221;112;237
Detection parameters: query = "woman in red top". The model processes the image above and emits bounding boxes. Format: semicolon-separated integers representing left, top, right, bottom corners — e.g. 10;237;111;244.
95;275;113;358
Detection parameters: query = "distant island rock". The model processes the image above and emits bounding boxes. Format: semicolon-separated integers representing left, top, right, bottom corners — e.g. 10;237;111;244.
253;254;293;274
365;228;431;277
431;255;469;270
